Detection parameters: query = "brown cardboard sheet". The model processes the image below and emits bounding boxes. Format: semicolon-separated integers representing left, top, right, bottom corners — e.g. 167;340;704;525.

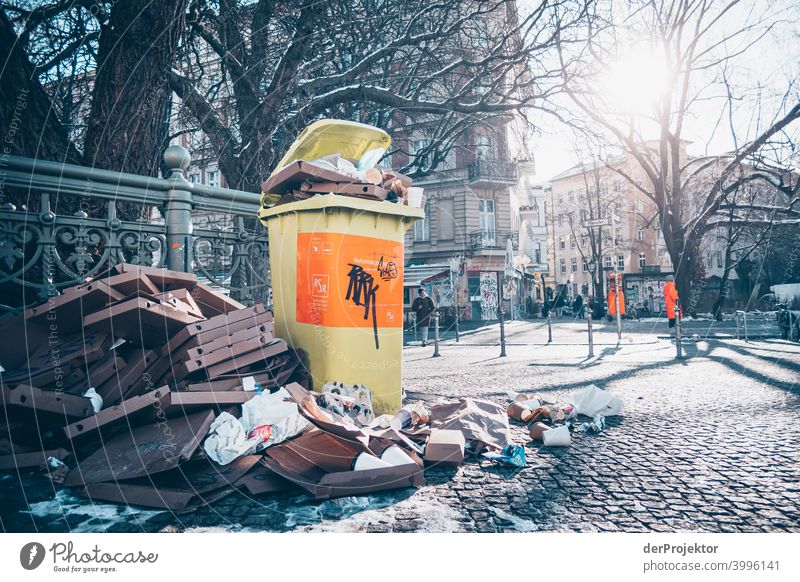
0;448;70;470
190;282;246;317
84;297;204;348
162;304;270;355
63;409;215;486
1;383;94;420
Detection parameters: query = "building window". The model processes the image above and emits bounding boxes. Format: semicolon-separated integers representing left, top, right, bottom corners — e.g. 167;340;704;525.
637;229;644;241
438;198;455;240
560;258;566;274
559;236;565;250
478;199;495;241
604;256;612;268
617;254;625;270
189;173;200;184
706;253;713;268
571;258;578;272
411;138;431;160
570;236;576;249
639;252;646;268
533;242;542;264
582;283;589;295
207;170;220;187
476;134;494;161
716;252;723;268
558;214;564;227
635;199;643;212
414;204;430;241
613;181;621;192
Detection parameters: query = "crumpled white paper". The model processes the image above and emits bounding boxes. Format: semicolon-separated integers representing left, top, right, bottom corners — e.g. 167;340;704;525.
572;385;623;417
203;412;260;465
240;387;311;449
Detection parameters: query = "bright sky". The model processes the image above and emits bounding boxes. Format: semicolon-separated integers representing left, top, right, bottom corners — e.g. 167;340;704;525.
526;0;800;182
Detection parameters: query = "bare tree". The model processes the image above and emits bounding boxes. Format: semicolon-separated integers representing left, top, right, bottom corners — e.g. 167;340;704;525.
557;0;800;312
170;0;593;191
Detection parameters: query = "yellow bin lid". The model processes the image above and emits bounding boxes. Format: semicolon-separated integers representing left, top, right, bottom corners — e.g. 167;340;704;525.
272;119;391;172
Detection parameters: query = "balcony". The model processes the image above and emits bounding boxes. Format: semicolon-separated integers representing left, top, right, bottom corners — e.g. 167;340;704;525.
470;230;519;252
468;160;518;187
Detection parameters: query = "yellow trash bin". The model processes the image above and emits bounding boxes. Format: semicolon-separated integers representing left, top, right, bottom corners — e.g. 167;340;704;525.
257;120;423;414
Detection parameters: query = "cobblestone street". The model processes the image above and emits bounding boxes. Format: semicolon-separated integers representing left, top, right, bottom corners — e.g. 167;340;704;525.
2;320;799;533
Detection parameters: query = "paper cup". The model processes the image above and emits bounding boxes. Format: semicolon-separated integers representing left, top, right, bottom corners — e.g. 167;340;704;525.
380;445;417;466
528;422;551;442
542;425;571;447
507;402;533;422
406;187;425;208
352;452;392;471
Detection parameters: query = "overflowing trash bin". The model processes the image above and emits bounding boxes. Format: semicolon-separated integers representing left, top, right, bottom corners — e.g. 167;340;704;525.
258;120;424;414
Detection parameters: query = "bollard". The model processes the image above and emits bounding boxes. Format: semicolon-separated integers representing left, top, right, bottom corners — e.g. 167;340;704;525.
615;273;622;341
743;310;749;342
432;311;441;358
547;312;552;343
675;299;683;359
454;302;460;343
412;313;417;344
499;307;507;357
587;308;594;358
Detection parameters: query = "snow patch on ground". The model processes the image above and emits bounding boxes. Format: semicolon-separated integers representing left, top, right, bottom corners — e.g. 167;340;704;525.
293;491;464;532
183;525;259;533
26;489;162;532
491;507;539;532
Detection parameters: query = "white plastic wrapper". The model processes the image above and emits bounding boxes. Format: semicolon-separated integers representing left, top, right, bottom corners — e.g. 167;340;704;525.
203;412;260;465
240;387;311;450
572;385;623;417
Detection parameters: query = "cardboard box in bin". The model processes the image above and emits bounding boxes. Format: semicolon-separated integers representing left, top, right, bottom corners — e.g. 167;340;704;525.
423;429;465;467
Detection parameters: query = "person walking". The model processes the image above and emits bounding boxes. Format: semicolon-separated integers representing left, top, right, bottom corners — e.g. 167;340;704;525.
572;294;584;319
663;275;683;328
411;287;436;346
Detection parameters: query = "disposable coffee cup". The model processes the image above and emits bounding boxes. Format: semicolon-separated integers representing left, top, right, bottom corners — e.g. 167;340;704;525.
528;422;551;442
380;445;416;466
352;452;392;471
542;425;571;447
507;402;533;422
406;187;425;208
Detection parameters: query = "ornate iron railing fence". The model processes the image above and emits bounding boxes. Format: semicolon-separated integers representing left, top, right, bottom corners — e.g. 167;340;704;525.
0;146;269;311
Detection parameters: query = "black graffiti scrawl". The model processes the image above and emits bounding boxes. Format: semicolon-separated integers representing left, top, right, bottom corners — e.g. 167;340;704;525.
345;263;380;349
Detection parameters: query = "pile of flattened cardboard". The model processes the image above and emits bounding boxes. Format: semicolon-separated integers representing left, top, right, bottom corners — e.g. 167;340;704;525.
0;264;308;511
0;263;520;515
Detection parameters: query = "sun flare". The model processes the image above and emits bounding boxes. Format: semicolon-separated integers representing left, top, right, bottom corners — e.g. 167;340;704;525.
598;45;672;116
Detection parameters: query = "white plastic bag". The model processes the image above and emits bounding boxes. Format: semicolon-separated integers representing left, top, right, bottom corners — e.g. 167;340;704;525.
572;385;623;417
240;387;311;450
203;412;260;465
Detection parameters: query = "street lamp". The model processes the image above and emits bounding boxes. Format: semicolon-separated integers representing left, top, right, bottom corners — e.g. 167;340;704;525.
587;258;597;319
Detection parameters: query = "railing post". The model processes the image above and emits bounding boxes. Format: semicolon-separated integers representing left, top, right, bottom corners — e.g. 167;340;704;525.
454;302;460;342
499;306;507;357
432;311;441;358
675;299;683;359
547;312;552;343
163;145;193;272
587;307;594;358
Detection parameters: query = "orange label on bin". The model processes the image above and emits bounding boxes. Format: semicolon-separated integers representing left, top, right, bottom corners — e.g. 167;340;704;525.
296;232;403;348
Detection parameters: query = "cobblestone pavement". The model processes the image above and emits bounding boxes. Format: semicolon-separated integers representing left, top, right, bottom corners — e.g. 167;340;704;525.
2;321;799;533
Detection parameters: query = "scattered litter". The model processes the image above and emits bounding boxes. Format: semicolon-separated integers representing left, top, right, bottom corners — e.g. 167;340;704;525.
240;387;311;450
576;414;606;434
83;388;104;413
318;381;374;425
483;444;528;468
203;412;260;465
542;425;571;447
572;384;623;417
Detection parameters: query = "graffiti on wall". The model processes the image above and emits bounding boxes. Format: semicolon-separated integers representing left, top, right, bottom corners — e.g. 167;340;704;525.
479;272;499;320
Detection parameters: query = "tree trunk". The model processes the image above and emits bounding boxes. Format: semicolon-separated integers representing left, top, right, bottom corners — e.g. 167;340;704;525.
83;0;188;180
0;13;82;166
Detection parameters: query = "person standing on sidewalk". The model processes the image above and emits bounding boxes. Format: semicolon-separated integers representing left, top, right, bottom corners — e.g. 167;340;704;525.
664;275;683;328
411;287;436;346
572;294;584;319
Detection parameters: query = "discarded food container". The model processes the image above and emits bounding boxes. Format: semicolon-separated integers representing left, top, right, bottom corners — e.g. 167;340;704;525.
542;424;571;447
507;402;533;422
528;421;551;442
423;429;465;467
258;120;424;414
